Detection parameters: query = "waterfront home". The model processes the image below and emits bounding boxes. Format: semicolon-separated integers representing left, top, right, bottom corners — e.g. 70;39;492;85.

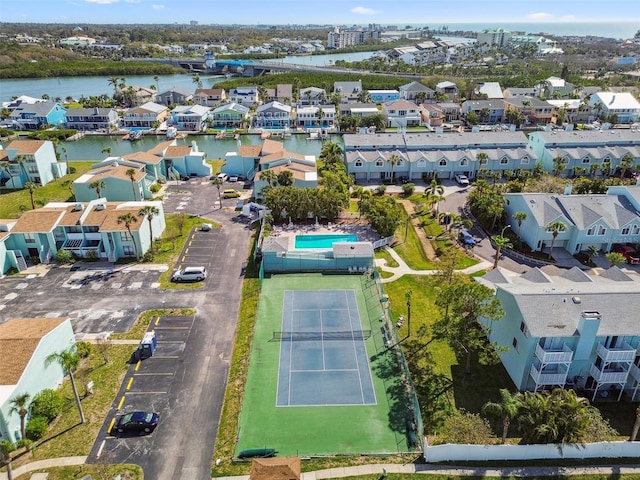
296;105;336;129
299;87;327;105
212;103;250;129
163;141;211;179
476;267;640;401
0;139;66;188
527;129;640;176
73;163;147;202
398;81;435;103
502;189;640;254
64;107;119;131
9;101;67;130
2;95;45;111
229;86;259;106
475;81;504;99
546;99;591;125
338;102;379;119
503;96;554;125
131;86;157;105
435;81;459;101
381;99;421;128
193;88;227;107
156;87;193;107
254;150;317;200
265;84;293;105
588;92;640;123
0;199;166;270
419;103;445;128
122;102;169;130
0;318;76;442
334;80;362;103
438;102;463;122
254;101;292;129
169;104;210;132
223;144;262;180
343;131;536;182
461;99;505;124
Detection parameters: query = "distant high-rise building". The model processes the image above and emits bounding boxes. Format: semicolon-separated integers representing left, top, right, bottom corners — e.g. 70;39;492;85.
190;20;198;26
476;28;512;47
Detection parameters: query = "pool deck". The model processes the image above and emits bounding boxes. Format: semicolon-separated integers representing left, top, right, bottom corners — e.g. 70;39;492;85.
270;222;381;251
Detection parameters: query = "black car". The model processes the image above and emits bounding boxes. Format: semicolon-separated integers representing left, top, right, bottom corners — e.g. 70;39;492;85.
113;411;159;435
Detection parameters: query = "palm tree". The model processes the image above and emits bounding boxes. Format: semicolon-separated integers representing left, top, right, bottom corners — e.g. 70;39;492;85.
491;234;513;270
108;76;120;99
605;251;626;267
44;346;85;424
386;153;401;182
89;179;106;199
424;179;444;215
212;177;223;208
619;153;634;180
24;181;37;209
138;205;159;253
118;213;140;260
552;156;567;177
153;75;160;93
513;211;527;239
126;168;138;200
586;245;599;264
9;393;30;440
0;440;16;480
315;106;325;127
546;221;567;258
476;152;489;168
482;389;521;444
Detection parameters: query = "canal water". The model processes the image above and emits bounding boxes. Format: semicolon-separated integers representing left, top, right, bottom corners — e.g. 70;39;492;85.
52;133;343;162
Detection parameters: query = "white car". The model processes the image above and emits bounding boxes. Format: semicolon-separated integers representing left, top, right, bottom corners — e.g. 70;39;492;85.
228;175;239;182
216;173;229;182
455;174;470;186
171;266;207;282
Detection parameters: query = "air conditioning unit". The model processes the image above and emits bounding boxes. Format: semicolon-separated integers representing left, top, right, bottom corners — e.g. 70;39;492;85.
96;204;106;211
72;203;84;211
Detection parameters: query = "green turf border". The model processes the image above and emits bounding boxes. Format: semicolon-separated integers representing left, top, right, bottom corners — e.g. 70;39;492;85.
235;273;411;457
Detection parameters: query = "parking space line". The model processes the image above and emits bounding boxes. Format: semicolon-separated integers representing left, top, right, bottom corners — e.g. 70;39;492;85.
134;360;141;371
107;418;116;434
96;439;106;458
155;316;160;326
126;391;168;395
126;378;134;390
117;396;125;409
155;326;190;330
134;372;174;376
152;355;180;359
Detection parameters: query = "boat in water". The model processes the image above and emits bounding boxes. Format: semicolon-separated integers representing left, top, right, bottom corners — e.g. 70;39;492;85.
122;130;143;141
166;126;178;140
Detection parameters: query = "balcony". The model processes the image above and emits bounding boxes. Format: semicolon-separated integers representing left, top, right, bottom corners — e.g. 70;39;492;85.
596;342;636;363
530;364;568;387
629;363;640;383
535;343;574;364
589;363;630;384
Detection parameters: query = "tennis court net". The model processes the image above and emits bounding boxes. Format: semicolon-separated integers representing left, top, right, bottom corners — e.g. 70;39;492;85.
273;330;372;341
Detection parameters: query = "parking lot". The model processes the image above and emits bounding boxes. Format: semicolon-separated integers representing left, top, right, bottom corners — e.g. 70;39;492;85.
172;226;220;287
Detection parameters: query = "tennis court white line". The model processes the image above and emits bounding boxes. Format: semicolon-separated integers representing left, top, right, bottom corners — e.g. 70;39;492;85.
290;368;360;373
345;289;367;404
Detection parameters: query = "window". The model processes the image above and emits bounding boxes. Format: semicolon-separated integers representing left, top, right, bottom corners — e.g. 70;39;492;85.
512;337;518;350
84;226;99;233
375;160;384;167
521;157;530;164
598;225;606;236
587;227;595;236
417;159;426;168
28;165;38;173
24;232;36;244
460;159;468;166
633;225;640;235
479;157;488;165
439;159;447;166
519;321;528;336
354;160;363;167
582;157;590;164
500;157;509;165
603;157;610;164
123;245;134;256
622;226;630;235
120;231;132;241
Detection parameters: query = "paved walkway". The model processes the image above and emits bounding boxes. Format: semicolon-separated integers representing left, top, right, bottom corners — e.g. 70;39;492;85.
0;456;87;480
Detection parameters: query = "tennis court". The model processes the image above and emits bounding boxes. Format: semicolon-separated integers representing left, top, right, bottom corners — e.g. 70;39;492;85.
236;273;414;457
276;289;376;407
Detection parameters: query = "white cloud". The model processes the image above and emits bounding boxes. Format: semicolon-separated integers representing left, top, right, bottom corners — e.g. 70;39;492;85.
84;0;119;4
152;4;164;8
351;6;380;15
525;12;555;21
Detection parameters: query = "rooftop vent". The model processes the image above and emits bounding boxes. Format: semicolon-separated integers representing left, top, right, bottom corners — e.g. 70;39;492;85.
572;296;581;304
72;203;84;212
96;204;106;211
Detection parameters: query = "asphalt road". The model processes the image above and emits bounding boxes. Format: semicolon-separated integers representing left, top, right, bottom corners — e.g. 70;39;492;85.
1;178;253;480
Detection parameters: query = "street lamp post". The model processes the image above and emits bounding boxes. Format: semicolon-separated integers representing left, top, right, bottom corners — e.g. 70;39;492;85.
405;290;412;338
501;224;512;237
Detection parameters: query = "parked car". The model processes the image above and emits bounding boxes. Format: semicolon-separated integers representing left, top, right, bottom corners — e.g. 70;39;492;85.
223;189;241;198
216;173;229;182
612;244;640;264
171;266;207;282
229;175;239;182
458;229;476;246
455;174;470;186
113;411;159;435
201;223;213;231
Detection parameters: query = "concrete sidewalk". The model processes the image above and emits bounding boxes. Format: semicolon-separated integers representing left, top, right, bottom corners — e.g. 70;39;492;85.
0;456;87;480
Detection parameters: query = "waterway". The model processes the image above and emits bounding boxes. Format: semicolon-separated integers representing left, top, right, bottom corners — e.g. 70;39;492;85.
50;133;343;162
0;51;376;104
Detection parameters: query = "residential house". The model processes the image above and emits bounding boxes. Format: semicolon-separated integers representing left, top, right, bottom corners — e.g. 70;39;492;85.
536;76;575;99
399;81;435;103
229;86;259;106
296;105;336;129
212;103;249;129
64;107;119;131
476;267;640;401
438;102;462;122
462;100;505;124
169;104;210;132
193;88;227;107
381;99;421;128
9;102;67;130
509;35;563;55
369;90;400;104
0;318;76;442
343;131;536;182
162;141;211;179
503;96;554;125
435;81;459;101
0;139;66;188
122;102;169;130
131;86;156;105
476;82;504;99
588;92;640;123
254;149;318;200
73;164;148;202
503;87;537;98
222;144;262;179
338;103;379;119
2;95;45;111
546;99;591;125
334;80;362;103
527;129;640;177
299;87;327;106
156;87;193;107
419;103;445;128
0;199;166;269
254;101;292;129
265;84;293;105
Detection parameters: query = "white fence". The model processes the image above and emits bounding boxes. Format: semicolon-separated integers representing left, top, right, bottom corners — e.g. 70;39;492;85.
424;440;640;462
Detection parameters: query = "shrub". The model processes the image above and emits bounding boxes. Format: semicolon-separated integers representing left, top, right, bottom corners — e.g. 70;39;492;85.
375;184;387;196
25;416;49;441
68;166;76;174
142;251;154;263
76;341;92;358
402;182;415;196
84;250;99;261
30;389;63;422
150;183;161;193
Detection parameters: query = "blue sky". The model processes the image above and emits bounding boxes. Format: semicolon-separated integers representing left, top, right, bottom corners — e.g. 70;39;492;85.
2;0;639;25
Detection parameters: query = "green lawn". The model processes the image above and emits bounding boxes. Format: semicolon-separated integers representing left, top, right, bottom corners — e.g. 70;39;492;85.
0;161;95;218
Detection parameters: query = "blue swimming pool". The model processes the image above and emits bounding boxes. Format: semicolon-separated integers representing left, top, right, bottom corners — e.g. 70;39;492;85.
295;233;358;249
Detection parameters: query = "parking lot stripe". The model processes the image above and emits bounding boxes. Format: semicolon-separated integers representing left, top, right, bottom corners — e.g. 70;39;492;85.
126;377;134;390
126;391;168;395
134;360;141;371
134;372;174;376
107;418;116;434
155;316;160;326
96;439;106;458
155;326;189;329
117;395;125;410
